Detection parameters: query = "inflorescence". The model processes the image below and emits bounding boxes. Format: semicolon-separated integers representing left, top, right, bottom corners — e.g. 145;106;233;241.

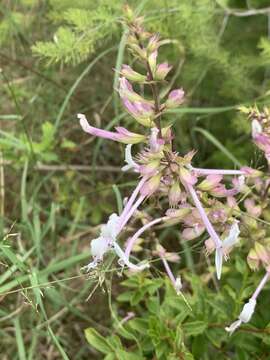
77;6;270;335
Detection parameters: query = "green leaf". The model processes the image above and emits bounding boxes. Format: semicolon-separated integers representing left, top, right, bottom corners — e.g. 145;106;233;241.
84;328;113;354
128;318;148;335
183;321;207;336
116;291;133;303
115;350;143;360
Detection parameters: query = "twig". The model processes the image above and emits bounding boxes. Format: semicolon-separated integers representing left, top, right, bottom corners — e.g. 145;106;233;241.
223;7;270;17
0;161;122;172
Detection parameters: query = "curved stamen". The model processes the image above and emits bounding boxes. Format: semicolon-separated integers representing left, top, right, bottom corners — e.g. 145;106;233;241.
118;177;148;229
119;195;146;232
185;183;222;249
185;182;224;279
125;217;167;258
113;242;149;271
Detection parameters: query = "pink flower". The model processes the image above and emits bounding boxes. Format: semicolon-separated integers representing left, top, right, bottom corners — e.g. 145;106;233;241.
165;89;185;108
148;50;158;73
244;198;262;217
140;173;162;196
155;62;172;80
78;114;145;144
121;65;146;82
179;167;197;185
147;35;160;53
119;77;150;104
240;166;262;177
122;98;154;127
197;174;223;191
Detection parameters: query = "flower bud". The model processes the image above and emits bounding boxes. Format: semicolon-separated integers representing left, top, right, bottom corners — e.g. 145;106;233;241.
255;242;270;264
119;77;148;103
210;185;237;198
121;65;146;83
147;35;160;53
241;166;263;178
179;167;197;185
148;50;158;74
247;248;260;270
165;89;185;108
227;196;238;209
140;173;162;196
123;5;135;22
209;208;227;224
182;225;205;240
127;34;138;46
244;198;262;217
139;159;160;175
129;43;147;59
165;207;191;219
205;237;215;254
197;174;223;191
122;98;154;127
156;244;166;256
169;181;181;207
155;62;172;80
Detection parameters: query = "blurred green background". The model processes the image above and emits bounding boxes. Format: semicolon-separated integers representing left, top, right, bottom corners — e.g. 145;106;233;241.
1;0;270;359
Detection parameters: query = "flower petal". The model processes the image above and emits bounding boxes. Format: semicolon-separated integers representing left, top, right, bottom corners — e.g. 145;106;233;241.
215;247;223;280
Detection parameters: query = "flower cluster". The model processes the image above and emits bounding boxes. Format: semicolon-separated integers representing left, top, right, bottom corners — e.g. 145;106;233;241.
77;7;269;335
242;105;270;166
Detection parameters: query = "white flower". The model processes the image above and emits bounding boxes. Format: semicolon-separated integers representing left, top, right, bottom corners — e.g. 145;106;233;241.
121;144;139;172
252;119;262;138
83;213;120;271
91;236;109;258
100;213;119;240
175;276;182;295
83;212;149;272
215;222;240;280
223;221;240;248
225;299;257;335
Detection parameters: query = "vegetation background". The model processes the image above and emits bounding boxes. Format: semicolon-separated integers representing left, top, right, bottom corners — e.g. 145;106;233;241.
1;0;270;359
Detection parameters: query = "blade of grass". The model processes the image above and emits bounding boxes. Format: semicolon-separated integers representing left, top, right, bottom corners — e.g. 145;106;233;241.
0;252;89;294
113;29;128;116
55;46;116;129
14;317;27;360
0;246;35;285
193;126;242;167
112;184;123;215
30;270;70;360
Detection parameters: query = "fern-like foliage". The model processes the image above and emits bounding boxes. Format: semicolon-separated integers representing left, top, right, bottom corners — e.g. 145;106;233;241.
259;37;270;64
32;2;122;65
0;11;25;44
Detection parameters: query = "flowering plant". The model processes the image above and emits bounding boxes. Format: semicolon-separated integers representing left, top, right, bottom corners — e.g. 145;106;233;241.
78;6;270;335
